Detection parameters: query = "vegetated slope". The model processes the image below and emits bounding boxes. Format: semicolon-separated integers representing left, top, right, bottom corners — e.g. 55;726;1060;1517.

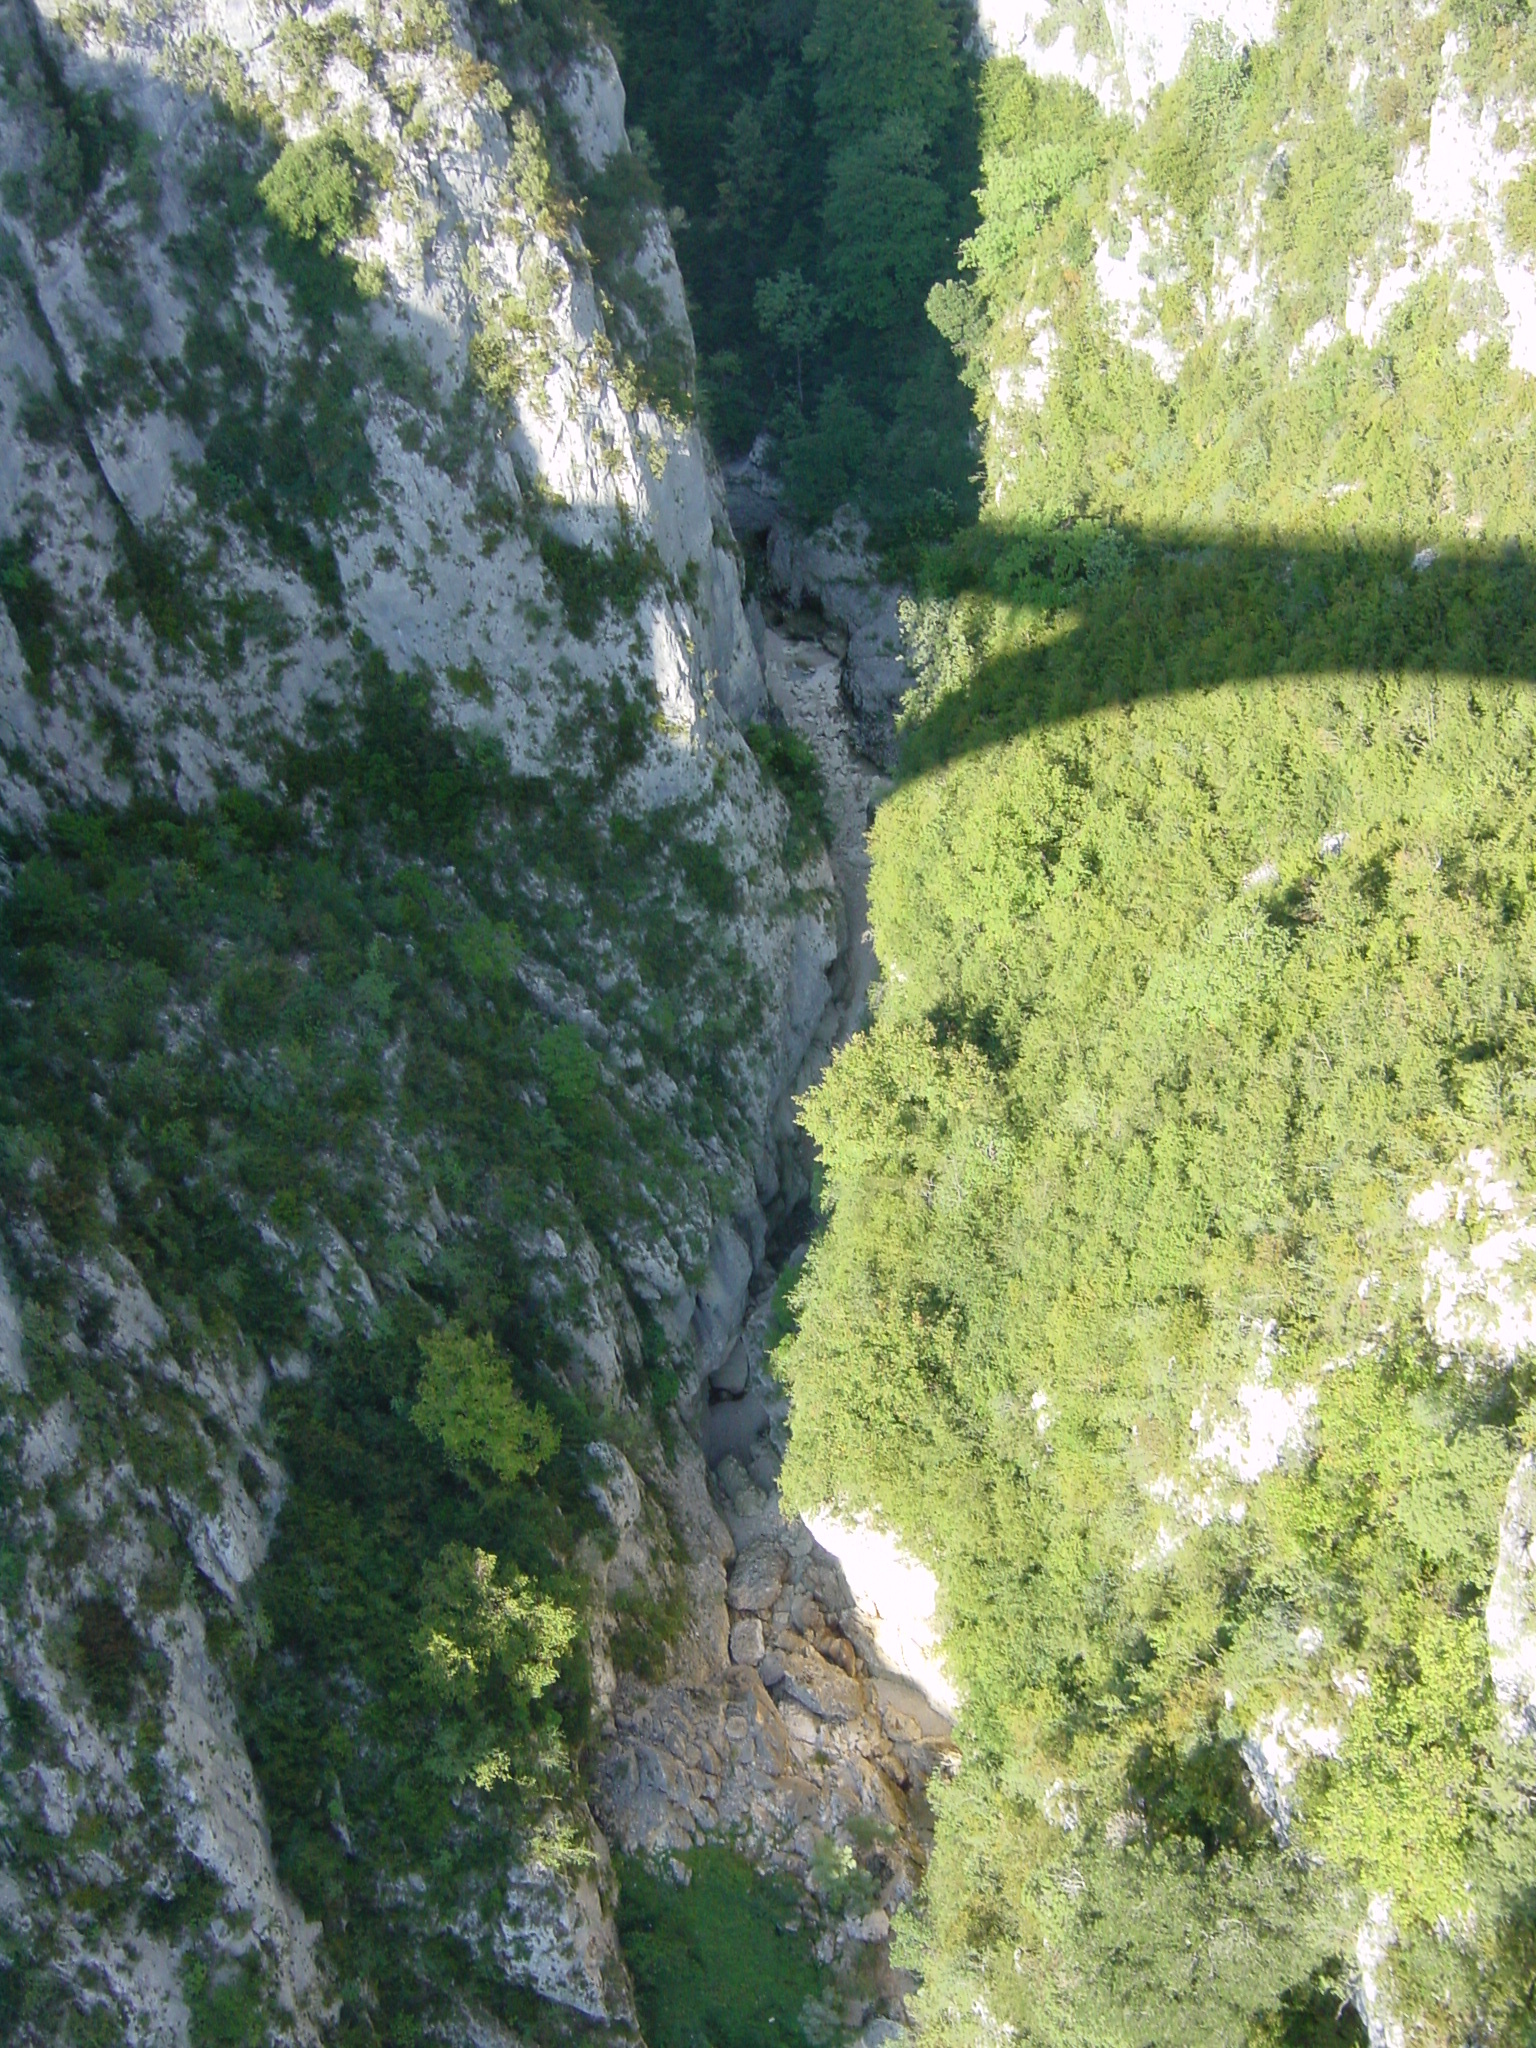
598;0;979;534
775;4;1536;2045
0;0;845;2038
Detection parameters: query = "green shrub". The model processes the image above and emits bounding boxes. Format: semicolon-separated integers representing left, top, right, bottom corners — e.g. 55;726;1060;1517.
257;131;363;254
746;722;832;870
0;535;57;693
72;1598;141;1719
412;1325;559;1486
608;1576;689;1680
537;528;664;640
616;1847;831;2048
415;1544;572;1703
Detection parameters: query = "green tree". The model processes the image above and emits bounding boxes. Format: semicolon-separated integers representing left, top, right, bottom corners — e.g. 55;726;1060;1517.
257;130;363;253
822;115;949;328
781;668;1536;2043
754;266;830;404
801;0;957;136
414;1543;576;1789
414;1543;575;1709
715;99;785;231
411;1323;558;1486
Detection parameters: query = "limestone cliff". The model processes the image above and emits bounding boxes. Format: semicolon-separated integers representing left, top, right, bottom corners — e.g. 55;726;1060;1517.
0;0;878;2036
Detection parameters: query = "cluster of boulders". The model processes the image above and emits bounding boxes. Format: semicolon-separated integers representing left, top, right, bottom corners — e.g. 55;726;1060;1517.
596;1453;953;1938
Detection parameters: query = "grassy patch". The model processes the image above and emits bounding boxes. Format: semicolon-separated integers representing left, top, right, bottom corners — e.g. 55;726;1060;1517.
617;1846;830;2048
746;723;833;872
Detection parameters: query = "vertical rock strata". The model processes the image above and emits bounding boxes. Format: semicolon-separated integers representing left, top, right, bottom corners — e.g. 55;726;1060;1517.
0;0;906;2036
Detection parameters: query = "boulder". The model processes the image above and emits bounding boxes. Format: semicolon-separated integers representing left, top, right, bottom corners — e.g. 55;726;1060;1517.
727;1542;787;1615
776;1642;865;1725
729;1617;766;1665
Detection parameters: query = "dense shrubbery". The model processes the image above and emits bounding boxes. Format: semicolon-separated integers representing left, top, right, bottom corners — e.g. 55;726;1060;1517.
771;3;1536;2042
600;0;979;535
617;1845;833;2048
746;719;833;871
783;666;1536;2044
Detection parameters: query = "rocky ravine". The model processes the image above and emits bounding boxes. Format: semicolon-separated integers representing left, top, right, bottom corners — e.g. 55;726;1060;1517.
594;585;958;2019
0;0;950;2036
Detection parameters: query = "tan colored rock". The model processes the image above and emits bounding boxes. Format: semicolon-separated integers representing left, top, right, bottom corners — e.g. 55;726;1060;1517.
730;1617;766;1665
727;1541;787;1614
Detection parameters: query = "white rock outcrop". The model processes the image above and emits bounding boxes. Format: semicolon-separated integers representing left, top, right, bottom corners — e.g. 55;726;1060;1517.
976;0;1277;116
1488;1451;1536;1739
804;1510;959;1719
1347;38;1536;376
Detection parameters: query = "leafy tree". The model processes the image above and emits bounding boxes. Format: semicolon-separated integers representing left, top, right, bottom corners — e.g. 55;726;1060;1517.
414;1543;577;1791
754;266;830;404
1506;163;1536;254
822;114;950;328
715;98;786;231
779;379;875;523
412;1324;559;1486
801;0;958;136
414;1543;575;1709
782;664;1536;2043
257;130;364;253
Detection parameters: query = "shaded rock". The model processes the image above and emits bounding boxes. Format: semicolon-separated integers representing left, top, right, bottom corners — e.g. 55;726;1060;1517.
710;1339;750;1397
849;1908;891;1944
766;513;911;768
704;1389;769;1468
727;1543;787;1615
777;1641;865;1724
691;1225;754;1381
586;1442;643;1533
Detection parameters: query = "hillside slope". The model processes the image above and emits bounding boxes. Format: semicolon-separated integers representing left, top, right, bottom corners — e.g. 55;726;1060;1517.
772;4;1536;2046
0;0;885;2038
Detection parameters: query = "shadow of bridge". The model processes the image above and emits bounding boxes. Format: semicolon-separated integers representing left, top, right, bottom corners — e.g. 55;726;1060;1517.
895;522;1536;776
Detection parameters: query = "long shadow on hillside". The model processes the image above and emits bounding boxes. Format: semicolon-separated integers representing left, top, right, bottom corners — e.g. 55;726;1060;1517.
897;524;1536;776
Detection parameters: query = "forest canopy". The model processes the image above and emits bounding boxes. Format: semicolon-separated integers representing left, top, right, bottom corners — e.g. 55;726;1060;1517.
763;1;1536;2041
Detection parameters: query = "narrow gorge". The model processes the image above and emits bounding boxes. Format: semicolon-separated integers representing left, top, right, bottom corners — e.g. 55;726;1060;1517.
5;1;1536;2046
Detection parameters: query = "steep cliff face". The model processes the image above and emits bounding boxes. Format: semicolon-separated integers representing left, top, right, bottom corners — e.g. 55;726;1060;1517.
0;0;880;2037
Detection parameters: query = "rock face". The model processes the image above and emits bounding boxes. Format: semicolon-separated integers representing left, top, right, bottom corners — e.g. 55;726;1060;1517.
596;1474;952;1908
765;512;912;772
1489;1451;1536;1738
802;1513;959;1721
975;0;1278;116
0;0;853;2035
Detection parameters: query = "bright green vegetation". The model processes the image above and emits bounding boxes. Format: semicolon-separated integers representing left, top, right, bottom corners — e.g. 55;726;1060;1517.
746;720;834;872
784;669;1536;2043
616;1845;832;2048
0;655;762;2036
766;4;1536;2045
599;0;978;533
